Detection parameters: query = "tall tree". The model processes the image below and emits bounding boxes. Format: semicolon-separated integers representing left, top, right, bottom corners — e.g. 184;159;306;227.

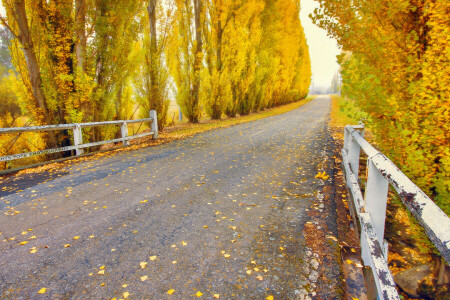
1;0;58;147
313;0;450;211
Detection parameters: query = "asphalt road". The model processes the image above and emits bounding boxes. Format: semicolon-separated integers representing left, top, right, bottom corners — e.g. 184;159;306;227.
0;96;342;299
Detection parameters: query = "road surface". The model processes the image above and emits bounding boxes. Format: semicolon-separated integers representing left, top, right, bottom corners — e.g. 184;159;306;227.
0;96;342;299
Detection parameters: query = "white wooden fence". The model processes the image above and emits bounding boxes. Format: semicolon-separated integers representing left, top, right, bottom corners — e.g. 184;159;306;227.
0;110;158;163
342;125;450;299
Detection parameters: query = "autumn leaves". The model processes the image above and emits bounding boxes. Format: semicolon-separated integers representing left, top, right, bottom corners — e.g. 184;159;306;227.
312;0;450;211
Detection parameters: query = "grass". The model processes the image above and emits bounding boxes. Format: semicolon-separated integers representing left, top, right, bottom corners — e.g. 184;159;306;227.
330;94;364;128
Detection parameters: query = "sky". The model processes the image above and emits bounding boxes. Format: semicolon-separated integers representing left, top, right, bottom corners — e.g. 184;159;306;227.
300;0;340;89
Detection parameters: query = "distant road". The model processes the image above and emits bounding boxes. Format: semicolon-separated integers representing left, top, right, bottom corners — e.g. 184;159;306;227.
0;96;341;299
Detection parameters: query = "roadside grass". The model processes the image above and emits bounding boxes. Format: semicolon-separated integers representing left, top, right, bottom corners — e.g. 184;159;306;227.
329;95;443;298
1;96;315;176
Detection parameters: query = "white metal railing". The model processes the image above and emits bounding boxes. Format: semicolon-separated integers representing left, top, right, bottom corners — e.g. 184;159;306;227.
0;110;158;163
342;125;450;300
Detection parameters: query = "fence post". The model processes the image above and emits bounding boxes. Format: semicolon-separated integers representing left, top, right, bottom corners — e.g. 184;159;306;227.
121;121;129;146
73;125;84;156
150;110;158;139
347;126;364;178
364;157;389;258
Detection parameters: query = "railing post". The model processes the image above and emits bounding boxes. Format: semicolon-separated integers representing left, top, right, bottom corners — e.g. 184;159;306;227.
121;121;129;146
364;157;389;258
72;125;84;156
150;110;158;139
344;125;364;177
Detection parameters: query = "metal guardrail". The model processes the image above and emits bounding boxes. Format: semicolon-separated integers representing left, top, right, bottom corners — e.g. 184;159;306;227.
342;125;450;300
0;110;158;162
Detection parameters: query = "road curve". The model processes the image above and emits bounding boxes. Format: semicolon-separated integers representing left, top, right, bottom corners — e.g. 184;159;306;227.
0;96;342;299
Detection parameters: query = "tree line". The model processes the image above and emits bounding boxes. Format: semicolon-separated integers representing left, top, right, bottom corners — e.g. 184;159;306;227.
0;0;311;154
313;0;449;212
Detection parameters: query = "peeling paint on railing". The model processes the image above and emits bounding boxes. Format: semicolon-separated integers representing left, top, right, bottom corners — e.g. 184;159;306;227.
342;125;450;299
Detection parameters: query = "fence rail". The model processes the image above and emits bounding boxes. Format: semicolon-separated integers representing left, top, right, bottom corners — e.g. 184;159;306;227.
342;125;450;300
0;110;158;163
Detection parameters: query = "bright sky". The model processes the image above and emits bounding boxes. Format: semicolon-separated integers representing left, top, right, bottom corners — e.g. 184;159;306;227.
300;0;340;89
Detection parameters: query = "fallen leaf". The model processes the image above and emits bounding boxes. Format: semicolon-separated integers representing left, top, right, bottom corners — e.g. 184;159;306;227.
256;275;264;281
149;255;157;261
213;294;220;299
181;241;188;246
140;262;148;268
246;270;252;274
346;259;353;265
19;241;29;245
97;270;105;275
64;244;71;248
38;288;46;294
122;284;128;288
30;248;38;254
223;254;230;258
73;236;80;240
89;235;95;238
123;291;130;298
167;289;175;295
266;296;274;300
326;235;338;242
196;291;203;297
140;275;148;281
254;267;260;272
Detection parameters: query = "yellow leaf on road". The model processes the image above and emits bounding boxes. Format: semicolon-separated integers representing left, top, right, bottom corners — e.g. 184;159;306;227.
38;288;46;294
181;241;188;246
73;236;80;240
223;253;230;258
149;255;157;261
256;275;263;281
266;296;274;300
97;270;105;275
167;289;175;295
140;262;147;268
64;244;71;248
246;270;252;274
196;291;203;297
20;241;29;245
213;294;220;299
123;291;130;298
326;235;338;242
140;275;148;281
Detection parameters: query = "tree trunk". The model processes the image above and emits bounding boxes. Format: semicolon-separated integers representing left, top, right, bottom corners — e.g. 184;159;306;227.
148;0;163;129
75;0;87;72
192;0;203;123
14;0;58;148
